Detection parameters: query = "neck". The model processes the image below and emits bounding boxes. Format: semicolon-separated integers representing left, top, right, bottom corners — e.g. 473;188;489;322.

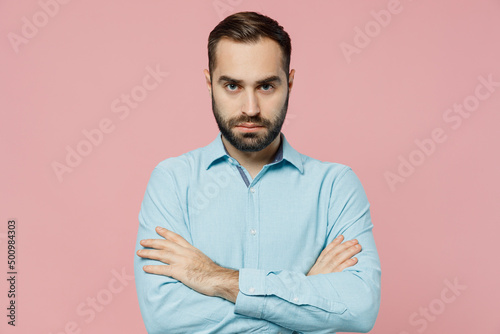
221;133;281;169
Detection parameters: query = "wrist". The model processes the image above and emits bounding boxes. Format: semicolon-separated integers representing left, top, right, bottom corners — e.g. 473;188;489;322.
211;266;240;303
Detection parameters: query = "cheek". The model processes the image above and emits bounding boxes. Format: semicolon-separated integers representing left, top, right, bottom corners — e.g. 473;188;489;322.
214;89;239;108
263;93;287;112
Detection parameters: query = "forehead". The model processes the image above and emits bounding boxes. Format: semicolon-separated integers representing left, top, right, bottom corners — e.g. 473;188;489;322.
213;37;284;80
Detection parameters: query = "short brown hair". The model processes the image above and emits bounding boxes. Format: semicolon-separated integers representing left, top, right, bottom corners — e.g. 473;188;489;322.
208;11;292;79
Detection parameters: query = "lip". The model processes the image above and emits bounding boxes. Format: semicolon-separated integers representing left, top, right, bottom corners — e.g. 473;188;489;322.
236;123;263;128
235;124;264;132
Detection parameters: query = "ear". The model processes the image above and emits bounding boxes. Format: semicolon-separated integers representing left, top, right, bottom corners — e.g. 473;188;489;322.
203;69;212;95
288;69;295;93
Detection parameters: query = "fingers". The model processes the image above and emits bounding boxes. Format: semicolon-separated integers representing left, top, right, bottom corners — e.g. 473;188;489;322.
138;227;192;254
136;248;183;265
326;239;361;266
311;237;362;274
143;264;174;277
155;226;193;248
139;237;185;254
138;227;190;264
318;237;359;264
321;235;344;255
332;238;361;258
332;257;358;273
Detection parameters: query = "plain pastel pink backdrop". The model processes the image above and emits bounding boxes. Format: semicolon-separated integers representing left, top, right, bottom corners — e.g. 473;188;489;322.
1;0;499;333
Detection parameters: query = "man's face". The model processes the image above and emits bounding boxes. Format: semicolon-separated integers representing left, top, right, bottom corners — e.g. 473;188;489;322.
205;37;294;152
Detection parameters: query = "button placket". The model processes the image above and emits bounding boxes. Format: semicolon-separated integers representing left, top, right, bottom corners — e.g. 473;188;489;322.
245;182;260;268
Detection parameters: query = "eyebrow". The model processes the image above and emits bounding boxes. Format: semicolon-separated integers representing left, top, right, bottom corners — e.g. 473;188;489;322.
217;75;282;86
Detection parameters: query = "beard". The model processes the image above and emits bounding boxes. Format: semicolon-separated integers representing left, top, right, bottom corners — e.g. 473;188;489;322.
211;90;289;152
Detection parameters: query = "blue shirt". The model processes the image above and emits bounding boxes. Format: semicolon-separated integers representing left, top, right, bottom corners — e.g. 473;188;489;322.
134;132;381;334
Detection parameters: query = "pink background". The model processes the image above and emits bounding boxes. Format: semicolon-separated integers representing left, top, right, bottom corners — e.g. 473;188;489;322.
1;0;499;333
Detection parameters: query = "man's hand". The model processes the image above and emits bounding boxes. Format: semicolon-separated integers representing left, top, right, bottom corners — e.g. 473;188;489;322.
307;235;361;276
137;226;239;303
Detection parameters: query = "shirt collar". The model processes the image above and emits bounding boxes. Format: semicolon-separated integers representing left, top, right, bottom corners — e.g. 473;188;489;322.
204;132;304;173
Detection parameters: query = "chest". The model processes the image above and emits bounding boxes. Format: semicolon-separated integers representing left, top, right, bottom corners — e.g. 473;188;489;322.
186;173;331;273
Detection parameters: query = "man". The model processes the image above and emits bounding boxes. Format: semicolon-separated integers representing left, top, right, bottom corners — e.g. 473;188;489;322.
134;11;381;334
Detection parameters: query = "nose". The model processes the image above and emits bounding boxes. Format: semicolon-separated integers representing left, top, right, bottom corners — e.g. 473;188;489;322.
241;90;260;117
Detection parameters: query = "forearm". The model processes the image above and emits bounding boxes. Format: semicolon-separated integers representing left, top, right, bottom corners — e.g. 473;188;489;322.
135;253;292;333
232;224;381;334
235;254;380;333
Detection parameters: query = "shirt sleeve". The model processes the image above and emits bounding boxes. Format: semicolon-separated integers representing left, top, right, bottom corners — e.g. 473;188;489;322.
134;165;295;334
234;167;382;333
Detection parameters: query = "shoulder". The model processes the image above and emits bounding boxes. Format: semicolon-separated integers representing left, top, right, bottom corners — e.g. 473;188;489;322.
300;153;353;181
299;154;367;199
153;144;207;177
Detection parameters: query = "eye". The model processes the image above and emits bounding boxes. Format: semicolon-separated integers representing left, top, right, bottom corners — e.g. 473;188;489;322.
226;84;239;91
261;84;274;91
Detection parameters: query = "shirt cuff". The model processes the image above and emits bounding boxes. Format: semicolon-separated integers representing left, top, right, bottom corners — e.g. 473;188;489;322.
234;268;268;318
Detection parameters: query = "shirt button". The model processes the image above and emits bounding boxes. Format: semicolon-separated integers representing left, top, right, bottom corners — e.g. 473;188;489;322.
249;287;255;293
293;297;299;303
250;229;257;235
228;158;234;163
250;187;255;193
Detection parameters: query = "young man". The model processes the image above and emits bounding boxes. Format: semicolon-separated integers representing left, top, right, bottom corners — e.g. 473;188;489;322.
135;11;381;334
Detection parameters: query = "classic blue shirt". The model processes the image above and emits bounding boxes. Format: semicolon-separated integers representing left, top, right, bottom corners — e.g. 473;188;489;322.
134;132;381;334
